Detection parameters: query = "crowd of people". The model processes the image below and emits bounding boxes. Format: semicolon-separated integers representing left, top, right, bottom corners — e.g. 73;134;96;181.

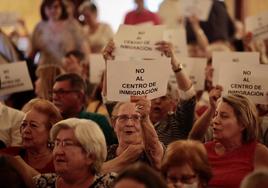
1;0;268;188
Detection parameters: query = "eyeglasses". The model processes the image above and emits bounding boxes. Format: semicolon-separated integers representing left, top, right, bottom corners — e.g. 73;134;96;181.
52;89;80;96
114;114;142;123
167;174;197;185
53;139;81;149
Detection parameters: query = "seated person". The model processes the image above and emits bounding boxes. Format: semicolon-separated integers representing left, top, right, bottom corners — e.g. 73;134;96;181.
102;96;163;173
0;98;62;173
161;140;212;188
34;118;116;188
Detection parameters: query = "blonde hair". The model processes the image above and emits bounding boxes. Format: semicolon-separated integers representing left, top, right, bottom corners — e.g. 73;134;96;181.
22;98;62;130
221;94;259;143
35;64;62;100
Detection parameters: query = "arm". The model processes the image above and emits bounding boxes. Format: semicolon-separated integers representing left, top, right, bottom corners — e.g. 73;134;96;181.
6;155;39;188
133;96;164;170
188;15;209;53
102;144;144;173
189;86;223;141
155;41;192;91
254;143;268;169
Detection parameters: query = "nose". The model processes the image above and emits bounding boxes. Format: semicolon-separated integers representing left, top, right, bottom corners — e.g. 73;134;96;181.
53;144;65;155
21;125;31;134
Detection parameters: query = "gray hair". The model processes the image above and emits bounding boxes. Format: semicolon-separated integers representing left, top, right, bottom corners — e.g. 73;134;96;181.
50;118;107;174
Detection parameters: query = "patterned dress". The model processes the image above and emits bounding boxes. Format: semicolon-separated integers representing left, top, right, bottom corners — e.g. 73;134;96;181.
34;172;117;188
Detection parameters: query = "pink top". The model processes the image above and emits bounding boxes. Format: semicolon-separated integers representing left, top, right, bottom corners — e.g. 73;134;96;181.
205;141;256;188
124;9;161;25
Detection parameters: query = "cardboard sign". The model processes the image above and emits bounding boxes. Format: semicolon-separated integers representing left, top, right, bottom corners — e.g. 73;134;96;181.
212;52;259;84
245;11;268;40
218;62;268;104
89;54;106;84
106;59;170;101
168;57;207;91
164;27;188;57
114;24;165;59
180;0;213;21
0;61;33;96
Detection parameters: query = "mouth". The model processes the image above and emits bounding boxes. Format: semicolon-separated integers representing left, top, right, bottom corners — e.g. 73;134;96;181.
124;130;135;135
55;158;66;163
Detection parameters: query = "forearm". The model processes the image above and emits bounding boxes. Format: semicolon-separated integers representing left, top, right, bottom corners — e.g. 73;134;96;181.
188;106;215;141
171;57;192;91
141;117;164;169
102;155;128;173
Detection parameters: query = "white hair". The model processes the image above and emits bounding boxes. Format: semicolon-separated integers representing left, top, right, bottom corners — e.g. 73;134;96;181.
51;118;107;174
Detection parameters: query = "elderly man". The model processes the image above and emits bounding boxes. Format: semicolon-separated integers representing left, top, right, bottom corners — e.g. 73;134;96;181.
52;73;117;146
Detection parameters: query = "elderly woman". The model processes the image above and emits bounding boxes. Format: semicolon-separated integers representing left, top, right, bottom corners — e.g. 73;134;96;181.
0;98;62;173
102;96;164;173
190;94;268;188
161;140;212;188
34;118;116;188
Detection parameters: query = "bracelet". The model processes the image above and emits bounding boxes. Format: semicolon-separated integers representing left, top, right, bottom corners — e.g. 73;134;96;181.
173;63;183;73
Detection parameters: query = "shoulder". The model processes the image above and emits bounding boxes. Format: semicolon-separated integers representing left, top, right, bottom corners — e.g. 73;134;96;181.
33;173;57;188
254;143;268;169
80;111;108;121
92;172;117;188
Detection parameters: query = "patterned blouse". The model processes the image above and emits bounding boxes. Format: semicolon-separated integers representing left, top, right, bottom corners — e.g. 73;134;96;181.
34;172;117;188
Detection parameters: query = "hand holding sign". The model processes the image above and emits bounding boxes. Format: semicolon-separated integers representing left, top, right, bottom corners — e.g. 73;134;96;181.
102;40;115;61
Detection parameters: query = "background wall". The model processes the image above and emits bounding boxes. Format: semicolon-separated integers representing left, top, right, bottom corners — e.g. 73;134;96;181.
0;0;268;35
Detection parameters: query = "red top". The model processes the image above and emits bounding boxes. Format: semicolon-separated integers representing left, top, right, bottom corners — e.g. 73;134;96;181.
0;146;55;173
205;141;256;188
124;9;161;25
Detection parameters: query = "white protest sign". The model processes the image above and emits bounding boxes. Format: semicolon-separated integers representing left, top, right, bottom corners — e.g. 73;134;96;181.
218;62;268;104
106;59;170;101
114;25;165;59
164;27;188;57
0;61;33;96
168;57;206;91
245;12;268;40
0;12;19;27
212;52;259;84
180;0;213;21
89;54;105;84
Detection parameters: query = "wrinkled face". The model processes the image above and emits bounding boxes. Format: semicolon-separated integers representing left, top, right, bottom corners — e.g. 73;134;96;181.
113;103;143;144
45;1;62;21
114;178;146;188
212;101;244;142
20;109;50;150
150;95;175;124
52;80;82;118
53;128;92;175
167;163;199;188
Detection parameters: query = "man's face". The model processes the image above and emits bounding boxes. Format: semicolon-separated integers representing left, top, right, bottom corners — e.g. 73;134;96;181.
150;95;176;124
52;80;82;118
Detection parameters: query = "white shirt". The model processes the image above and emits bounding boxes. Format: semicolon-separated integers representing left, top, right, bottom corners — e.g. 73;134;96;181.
0;104;24;147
